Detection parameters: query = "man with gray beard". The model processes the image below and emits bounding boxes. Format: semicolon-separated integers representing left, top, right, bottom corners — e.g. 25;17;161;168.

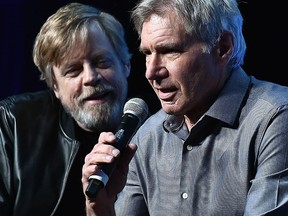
0;3;133;216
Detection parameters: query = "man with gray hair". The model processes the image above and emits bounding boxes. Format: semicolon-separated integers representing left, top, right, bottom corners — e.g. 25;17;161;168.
83;0;288;215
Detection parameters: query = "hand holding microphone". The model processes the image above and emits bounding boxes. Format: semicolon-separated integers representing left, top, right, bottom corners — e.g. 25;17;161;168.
85;98;149;198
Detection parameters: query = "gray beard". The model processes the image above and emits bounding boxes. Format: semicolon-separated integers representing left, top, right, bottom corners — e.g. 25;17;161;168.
58;83;128;133
64;99;123;133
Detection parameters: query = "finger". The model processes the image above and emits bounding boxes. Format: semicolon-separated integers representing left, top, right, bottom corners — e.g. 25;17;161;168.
98;131;116;144
118;143;138;169
84;149;117;166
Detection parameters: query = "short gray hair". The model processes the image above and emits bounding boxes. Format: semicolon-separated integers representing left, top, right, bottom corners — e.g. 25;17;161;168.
131;0;246;69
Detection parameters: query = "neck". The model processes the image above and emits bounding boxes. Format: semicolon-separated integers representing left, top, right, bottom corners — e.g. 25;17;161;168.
184;115;195;131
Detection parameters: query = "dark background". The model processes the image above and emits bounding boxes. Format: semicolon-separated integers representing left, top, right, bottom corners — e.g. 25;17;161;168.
0;0;287;114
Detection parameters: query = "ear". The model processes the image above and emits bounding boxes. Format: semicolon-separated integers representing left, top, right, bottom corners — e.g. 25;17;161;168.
53;84;60;99
123;62;131;78
216;31;234;65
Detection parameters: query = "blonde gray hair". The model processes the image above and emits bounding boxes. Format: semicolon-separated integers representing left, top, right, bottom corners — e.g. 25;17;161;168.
33;2;131;88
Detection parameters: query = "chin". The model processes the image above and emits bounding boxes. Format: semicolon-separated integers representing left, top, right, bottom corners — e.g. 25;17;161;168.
162;105;174;115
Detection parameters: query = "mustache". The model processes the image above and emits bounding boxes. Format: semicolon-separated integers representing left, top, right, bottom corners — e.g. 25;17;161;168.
77;83;114;102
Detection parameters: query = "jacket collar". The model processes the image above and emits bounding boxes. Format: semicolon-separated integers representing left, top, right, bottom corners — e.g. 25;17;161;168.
59;105;77;140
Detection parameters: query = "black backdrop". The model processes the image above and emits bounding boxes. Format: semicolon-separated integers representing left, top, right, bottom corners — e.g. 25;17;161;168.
1;0;287;114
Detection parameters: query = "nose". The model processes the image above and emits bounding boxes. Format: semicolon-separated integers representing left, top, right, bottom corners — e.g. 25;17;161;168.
83;64;99;86
145;53;165;80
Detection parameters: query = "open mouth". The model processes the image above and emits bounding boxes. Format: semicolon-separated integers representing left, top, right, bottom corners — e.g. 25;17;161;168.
157;87;177;101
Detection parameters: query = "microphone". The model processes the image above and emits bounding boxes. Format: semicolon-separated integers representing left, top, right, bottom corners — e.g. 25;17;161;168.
85;98;149;198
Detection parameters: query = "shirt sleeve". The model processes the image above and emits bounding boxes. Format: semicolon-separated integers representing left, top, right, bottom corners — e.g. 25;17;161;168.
244;104;288;215
115;155;149;216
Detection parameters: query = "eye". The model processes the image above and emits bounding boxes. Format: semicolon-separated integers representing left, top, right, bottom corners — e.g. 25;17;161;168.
163;48;179;54
96;58;112;69
63;66;82;77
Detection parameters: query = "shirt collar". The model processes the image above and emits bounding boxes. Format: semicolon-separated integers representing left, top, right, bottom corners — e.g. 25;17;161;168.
163;67;251;133
206;67;251;127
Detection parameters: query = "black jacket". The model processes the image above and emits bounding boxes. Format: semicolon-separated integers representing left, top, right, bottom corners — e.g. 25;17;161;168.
0;90;81;215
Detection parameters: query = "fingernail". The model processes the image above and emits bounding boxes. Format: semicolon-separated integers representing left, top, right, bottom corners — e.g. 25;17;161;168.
112;149;120;157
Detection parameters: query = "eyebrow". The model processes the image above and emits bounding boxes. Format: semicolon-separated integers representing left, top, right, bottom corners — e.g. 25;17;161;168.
59;58;82;70
140;41;186;54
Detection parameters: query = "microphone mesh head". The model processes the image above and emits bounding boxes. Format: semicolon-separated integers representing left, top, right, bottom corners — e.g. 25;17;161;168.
123;98;149;123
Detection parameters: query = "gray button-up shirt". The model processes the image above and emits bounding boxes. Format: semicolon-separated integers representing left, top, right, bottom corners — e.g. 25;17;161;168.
116;67;288;215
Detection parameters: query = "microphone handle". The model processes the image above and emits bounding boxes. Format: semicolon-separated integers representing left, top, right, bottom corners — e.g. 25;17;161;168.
85;114;139;198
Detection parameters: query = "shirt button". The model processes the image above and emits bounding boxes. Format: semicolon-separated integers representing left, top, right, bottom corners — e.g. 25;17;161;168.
182;193;188;199
187;145;193;151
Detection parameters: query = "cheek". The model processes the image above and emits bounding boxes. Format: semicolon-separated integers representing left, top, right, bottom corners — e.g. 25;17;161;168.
171;60;203;96
56;79;82;99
